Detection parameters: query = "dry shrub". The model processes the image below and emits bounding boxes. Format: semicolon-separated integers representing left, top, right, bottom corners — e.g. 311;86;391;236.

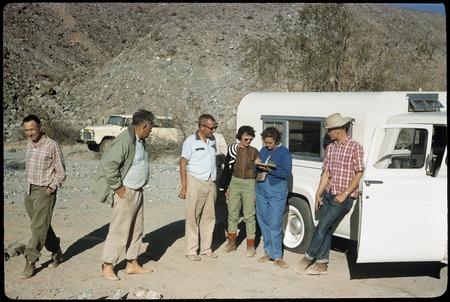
42;121;79;145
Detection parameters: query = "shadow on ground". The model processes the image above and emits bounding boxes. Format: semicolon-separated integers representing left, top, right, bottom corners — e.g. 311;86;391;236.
331;236;446;280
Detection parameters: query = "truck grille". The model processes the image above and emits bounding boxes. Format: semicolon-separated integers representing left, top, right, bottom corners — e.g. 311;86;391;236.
80;130;94;140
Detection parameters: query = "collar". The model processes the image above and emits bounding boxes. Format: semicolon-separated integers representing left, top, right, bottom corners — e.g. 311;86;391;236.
195;130;210;143
31;133;47;148
334;136;351;146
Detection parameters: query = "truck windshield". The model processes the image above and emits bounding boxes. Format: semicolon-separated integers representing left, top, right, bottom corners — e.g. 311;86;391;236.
107;116;125;126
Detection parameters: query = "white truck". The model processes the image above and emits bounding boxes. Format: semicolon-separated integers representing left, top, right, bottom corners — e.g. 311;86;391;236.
76;114;182;154
237;91;447;264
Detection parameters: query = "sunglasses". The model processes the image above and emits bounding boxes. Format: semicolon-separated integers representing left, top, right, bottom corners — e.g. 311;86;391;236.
202;124;218;131
242;138;254;141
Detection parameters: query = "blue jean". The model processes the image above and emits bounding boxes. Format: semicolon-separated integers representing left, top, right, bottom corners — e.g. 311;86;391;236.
255;178;288;260
305;191;353;263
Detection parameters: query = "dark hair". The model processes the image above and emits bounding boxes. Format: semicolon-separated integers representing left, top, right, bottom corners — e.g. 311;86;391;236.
22;114;41;125
236;125;255;140
197;114;216;127
132;109;154;126
261;127;282;144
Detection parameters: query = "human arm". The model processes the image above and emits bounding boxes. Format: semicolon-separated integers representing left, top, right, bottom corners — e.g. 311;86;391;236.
334;171;363;203
178;157;188;199
334;142;364;203
218;148;233;191
48;141;66;192
100;138;130;196
315;170;329;210
265;147;292;180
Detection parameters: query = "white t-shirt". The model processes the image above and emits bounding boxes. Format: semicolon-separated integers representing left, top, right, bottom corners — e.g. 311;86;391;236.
181;132;217;181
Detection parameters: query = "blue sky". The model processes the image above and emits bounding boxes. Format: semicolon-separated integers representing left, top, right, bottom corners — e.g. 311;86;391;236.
388;3;446;15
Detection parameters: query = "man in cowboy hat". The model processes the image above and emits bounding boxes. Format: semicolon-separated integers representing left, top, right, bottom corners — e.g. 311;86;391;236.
297;113;365;275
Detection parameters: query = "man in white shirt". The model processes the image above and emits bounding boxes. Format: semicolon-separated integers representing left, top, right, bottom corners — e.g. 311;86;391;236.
178;114;218;261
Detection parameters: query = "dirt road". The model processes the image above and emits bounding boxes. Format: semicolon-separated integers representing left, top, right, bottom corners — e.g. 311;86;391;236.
3;143;447;299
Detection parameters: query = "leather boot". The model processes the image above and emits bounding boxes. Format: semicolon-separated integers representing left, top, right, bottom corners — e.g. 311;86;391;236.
246;239;256;257
48;250;63;268
19;259;35;279
125;259;152;274
101;263;120;281
223;232;237;253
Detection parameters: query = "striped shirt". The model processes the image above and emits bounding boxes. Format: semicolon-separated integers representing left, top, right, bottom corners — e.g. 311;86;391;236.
322;136;364;199
25;135;66;194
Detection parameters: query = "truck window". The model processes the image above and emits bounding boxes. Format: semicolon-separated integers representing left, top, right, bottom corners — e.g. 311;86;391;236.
288;120;322;158
108;116;125;126
375;128;428;169
430;126;447;176
261;117;353;161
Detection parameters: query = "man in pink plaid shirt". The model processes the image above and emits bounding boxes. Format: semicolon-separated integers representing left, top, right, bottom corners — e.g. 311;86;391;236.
298;113;364;275
20;115;66;279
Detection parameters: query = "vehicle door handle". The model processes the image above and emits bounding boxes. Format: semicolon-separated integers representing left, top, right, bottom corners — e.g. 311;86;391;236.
364;180;383;186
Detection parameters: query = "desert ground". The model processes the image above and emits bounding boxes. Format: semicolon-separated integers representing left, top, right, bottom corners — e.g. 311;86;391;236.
3;142;447;299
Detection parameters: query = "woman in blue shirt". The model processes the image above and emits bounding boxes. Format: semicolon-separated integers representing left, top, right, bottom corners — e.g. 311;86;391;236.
255;127;292;269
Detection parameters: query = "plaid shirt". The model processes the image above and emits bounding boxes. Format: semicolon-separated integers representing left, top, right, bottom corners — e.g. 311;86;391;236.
25;135;66;194
322;136;364;199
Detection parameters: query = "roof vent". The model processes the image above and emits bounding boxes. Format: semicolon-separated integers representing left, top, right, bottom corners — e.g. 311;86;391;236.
407;93;443;112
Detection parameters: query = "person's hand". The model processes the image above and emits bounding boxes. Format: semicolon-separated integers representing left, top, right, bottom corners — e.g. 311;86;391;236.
178;187;187;199
225;189;230;200
115;186;126;198
46;187;54;196
315;193;323;210
334;192;347;203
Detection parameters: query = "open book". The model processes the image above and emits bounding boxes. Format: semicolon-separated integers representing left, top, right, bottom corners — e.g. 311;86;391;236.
255;162;276;169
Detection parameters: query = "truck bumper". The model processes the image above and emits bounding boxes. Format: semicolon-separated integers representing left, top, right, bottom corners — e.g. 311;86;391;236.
76;139;96;144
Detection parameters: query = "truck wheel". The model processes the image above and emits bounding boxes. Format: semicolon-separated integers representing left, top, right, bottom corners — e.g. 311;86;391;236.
87;144;100;152
99;139;113;155
282;196;314;253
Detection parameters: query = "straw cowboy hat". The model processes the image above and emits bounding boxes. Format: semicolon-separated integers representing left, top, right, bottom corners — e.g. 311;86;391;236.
325;113;352;129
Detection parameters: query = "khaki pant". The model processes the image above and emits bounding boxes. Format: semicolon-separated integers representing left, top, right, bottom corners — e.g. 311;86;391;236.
24;185;61;263
227;176;256;239
185;174;216;256
101;187;144;264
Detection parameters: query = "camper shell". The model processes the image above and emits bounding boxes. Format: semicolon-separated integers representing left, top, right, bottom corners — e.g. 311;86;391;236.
237;91;447;264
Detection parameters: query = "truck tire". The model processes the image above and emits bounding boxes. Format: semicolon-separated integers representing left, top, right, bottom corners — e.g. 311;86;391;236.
87;143;100;152
282;196;314;253
99;138;113;156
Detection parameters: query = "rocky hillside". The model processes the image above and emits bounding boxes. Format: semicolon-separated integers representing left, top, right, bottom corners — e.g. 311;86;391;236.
3;3;447;143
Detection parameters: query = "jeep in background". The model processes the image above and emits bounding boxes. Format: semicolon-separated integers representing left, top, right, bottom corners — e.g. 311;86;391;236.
76;114;182;154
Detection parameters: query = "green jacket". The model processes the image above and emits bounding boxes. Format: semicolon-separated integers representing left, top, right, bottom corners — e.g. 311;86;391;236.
93;125;138;205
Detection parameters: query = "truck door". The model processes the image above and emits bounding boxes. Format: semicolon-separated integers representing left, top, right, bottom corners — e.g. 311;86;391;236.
357;124;447;263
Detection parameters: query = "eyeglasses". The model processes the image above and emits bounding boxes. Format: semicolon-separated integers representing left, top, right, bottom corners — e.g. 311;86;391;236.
242;138;254;142
202;124;218;131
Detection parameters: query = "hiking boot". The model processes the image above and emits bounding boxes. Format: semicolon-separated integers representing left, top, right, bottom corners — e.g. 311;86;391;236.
246;244;256;257
48;251;63;268
298;256;312;271
19;260;35;279
101;263;120;281
258;253;270;263
223;237;236;253
274;258;289;269
306;263;328;275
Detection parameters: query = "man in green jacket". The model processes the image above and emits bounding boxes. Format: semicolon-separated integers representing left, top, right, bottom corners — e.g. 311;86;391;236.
93;109;154;281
